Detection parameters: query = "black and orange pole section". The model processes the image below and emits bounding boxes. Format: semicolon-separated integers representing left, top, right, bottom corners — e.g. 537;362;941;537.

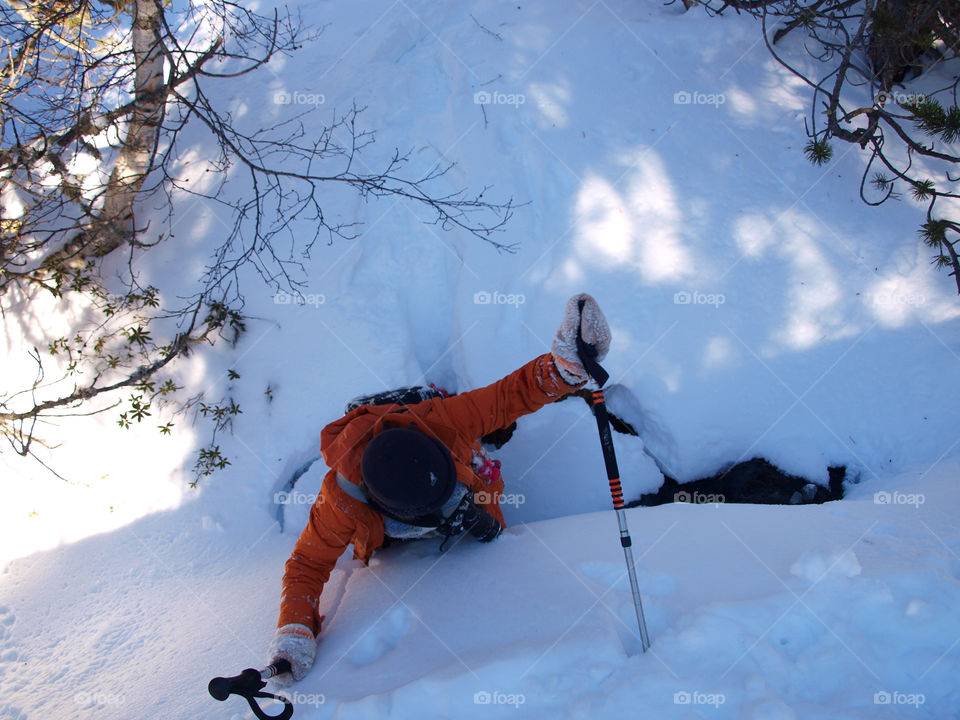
576;301;651;653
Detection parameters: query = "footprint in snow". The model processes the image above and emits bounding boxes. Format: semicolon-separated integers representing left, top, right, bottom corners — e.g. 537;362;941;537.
0;606;23;683
347;605;413;667
0;607;13;643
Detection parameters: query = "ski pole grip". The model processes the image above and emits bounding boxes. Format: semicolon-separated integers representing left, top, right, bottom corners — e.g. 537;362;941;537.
575;299;609;387
208;659;293;699
208;668;263;701
208;660;295;720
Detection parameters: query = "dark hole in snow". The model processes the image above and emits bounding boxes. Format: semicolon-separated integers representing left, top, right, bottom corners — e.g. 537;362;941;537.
627;458;846;508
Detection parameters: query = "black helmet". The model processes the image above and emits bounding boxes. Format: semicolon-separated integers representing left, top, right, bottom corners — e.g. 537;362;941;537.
360;428;456;521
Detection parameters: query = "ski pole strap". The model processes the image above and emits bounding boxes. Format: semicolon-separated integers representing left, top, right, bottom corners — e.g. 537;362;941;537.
337;472;369;504
208;661;294;720
575;299;609;387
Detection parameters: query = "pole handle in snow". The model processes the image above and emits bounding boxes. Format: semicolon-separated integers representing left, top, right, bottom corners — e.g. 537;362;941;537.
208;659;294;720
575;300;651;653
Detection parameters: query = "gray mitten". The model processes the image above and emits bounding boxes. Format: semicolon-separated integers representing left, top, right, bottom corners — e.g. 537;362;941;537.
551;293;611;385
267;623;316;687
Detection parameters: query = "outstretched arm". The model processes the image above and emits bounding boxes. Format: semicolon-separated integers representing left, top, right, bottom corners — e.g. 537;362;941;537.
429;294;610;440
432;353;580;442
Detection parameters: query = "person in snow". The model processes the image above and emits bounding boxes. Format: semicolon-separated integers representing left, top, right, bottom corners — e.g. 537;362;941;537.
267;293;611;684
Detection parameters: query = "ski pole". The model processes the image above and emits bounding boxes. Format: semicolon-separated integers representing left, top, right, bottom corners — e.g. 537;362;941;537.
575;301;651;653
208;659;295;720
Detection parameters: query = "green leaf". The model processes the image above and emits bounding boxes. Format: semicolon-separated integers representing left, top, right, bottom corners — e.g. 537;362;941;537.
136;379;156;394
124;325;152;347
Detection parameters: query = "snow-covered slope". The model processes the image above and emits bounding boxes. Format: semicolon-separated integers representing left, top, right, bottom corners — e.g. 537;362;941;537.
3;459;958;719
2;0;959;718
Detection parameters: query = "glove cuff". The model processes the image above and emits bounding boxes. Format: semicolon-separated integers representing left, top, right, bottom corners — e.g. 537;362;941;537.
276;623;314;641
552;353;588;386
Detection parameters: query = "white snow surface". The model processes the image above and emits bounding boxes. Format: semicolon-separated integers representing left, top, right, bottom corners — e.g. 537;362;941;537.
3;1;960;718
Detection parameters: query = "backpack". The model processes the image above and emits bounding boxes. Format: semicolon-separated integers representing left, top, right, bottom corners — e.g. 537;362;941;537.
344;385;516;448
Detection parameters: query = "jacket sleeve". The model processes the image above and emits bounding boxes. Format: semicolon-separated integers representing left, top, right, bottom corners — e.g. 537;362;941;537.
277;482;355;636
434;353;582;442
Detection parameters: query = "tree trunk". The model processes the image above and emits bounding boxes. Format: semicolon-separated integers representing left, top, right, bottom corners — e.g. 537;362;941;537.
93;0;166;256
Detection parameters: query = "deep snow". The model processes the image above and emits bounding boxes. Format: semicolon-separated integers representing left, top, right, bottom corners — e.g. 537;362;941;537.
2;0;960;718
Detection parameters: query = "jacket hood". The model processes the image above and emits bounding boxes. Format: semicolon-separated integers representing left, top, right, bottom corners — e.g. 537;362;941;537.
321;401;468;487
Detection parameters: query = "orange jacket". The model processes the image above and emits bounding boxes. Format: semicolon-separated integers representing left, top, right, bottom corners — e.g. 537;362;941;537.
277;353;581;635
